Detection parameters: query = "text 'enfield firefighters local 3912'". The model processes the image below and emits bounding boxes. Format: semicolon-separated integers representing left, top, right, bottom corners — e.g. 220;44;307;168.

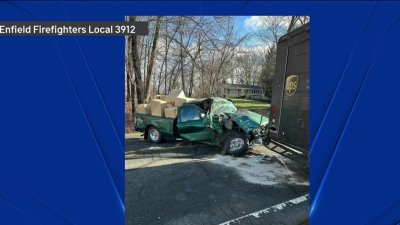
0;24;137;35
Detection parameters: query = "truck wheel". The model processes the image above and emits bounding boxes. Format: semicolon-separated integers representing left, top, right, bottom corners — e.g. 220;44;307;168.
148;126;162;143
222;132;248;156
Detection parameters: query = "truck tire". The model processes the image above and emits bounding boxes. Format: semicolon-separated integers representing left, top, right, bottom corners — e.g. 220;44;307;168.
222;132;248;156
148;126;162;143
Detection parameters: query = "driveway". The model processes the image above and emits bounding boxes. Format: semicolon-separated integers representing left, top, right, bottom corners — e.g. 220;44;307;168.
125;133;309;225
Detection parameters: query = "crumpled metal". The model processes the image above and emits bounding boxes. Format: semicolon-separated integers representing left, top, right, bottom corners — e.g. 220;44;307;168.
209;98;269;133
210;98;237;115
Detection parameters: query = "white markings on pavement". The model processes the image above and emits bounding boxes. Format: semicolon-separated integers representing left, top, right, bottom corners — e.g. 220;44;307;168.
218;194;309;225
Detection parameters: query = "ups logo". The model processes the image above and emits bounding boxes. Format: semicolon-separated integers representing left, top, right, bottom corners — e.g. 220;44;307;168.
285;75;298;96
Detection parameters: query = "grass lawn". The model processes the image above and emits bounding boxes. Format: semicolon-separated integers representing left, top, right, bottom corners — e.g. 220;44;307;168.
230;98;270;115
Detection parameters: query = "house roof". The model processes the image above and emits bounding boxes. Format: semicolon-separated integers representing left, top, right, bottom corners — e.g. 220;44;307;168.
222;83;265;90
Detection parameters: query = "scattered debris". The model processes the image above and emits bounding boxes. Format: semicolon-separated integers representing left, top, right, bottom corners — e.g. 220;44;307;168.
211;154;308;186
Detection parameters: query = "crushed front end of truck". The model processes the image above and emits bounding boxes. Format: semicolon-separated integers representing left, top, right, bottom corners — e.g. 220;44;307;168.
207;98;269;146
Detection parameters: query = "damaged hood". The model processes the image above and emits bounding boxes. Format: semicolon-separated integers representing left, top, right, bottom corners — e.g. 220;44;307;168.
209;98;268;133
229;109;269;133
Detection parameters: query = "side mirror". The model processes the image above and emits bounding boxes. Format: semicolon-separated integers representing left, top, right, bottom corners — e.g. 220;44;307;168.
200;113;205;119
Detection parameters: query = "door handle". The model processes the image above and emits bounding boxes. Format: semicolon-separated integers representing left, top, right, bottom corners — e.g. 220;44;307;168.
297;118;304;127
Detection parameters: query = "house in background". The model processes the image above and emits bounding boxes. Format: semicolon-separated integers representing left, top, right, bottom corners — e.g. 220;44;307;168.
218;83;266;100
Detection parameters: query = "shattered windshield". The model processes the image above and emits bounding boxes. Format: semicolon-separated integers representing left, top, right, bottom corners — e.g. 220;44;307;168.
210;98;237;115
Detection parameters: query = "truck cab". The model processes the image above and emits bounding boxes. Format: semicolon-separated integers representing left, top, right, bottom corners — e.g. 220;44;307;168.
176;103;211;142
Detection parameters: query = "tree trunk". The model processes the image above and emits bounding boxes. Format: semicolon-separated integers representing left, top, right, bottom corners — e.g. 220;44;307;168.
126;73;131;101
157;59;165;93
144;16;162;102
179;20;186;94
125;21;132;102
164;19;168;95
125;16;139;112
168;61;178;92
188;42;201;97
128;16;144;104
131;80;137;113
179;48;185;93
188;65;195;97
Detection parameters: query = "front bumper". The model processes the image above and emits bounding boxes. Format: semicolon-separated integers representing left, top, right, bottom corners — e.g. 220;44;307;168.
251;124;270;146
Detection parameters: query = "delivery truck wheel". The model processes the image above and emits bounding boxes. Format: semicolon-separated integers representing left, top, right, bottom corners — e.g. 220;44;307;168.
222;132;248;156
148;126;162;143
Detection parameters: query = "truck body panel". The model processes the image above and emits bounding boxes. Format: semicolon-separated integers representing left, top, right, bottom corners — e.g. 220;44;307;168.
134;113;176;141
269;23;309;152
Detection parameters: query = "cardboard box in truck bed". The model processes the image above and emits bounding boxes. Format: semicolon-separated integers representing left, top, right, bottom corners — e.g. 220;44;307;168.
165;107;178;118
150;99;167;117
135;104;151;114
175;97;194;107
165;89;185;104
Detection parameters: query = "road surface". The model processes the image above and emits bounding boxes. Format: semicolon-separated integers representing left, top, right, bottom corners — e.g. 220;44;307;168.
125;133;309;225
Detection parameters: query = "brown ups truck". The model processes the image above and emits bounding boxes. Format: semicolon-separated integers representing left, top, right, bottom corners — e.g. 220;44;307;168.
268;23;309;153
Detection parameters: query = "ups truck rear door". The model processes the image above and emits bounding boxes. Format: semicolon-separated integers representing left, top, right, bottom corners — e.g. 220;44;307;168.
269;24;309;152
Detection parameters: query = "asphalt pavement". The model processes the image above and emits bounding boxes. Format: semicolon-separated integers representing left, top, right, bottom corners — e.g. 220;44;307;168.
125;133;309;225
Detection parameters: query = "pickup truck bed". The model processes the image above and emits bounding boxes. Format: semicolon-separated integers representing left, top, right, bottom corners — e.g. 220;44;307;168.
134;113;176;141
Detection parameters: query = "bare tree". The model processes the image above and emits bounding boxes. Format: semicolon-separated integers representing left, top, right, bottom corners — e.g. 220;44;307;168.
235;52;263;85
259;45;277;98
288;16;309;32
144;16;162;102
125;23;132;102
125;16;144;112
255;16;309;97
126;16;301;101
256;16;291;46
162;17;180;94
179;18;186;94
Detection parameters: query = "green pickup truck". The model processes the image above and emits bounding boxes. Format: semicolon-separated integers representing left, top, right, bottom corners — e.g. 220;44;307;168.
134;97;269;156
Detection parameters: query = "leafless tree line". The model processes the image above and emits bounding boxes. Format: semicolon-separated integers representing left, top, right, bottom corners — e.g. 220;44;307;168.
126;16;309;112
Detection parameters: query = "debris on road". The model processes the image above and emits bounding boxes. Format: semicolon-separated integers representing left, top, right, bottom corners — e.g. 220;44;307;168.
211;155;308;186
